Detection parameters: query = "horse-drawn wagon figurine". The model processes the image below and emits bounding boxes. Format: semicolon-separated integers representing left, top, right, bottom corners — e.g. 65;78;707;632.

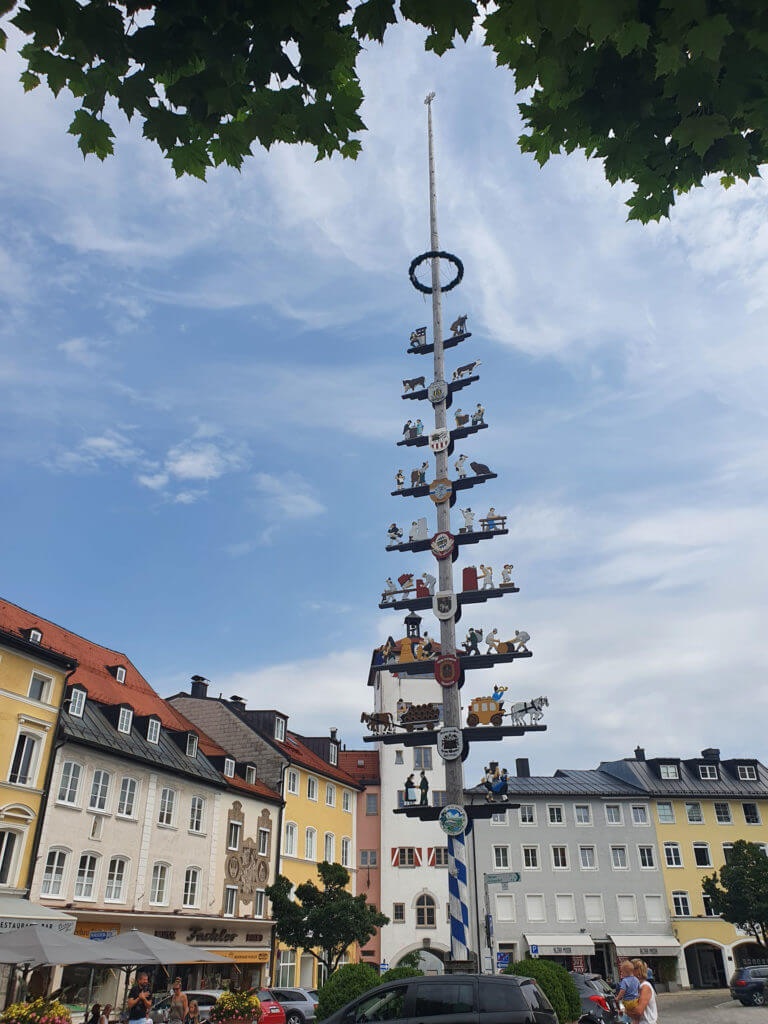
360;710;395;734
398;701;441;731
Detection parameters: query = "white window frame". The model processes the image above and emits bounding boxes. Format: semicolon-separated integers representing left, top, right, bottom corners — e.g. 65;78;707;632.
329;744;338;766
0;828;25;888
631;804;649;826
8;729;43;788
307;776;318;801
117;707;133;735
115;666;126;684
57;760;83;806
284;821;298;857
638;845;656;869
326;783;336;807
186;734;198;757
286;769;299;795
223;757;235;778
414;747;432;770
604;803;623;825
493;845;510;869
342;790;352;813
616;893;638;923
274;717;286;742
146;718;161;744
551;845;569;870
574;804;592;826
495;893;516;922
74;852;100;901
693;842;712;868
149;862;170;906
491;811;508;826
68;688;86;717
88;770;112;813
41;848;69;897
324;832;335;863
189;796;205;834
392;902;405;923
610;845;629;870
685;801;704;824
555;892;576;922
28;671;53;704
183;866;201;909
714;801;732;824
672;890;691;917
305;827;317;861
738;765;758;781
584;894;604;922
29;629;42;644
522;845;540;870
644;894;666;923
258;827;269;856
547;804;565;826
433;847;448;868
227;820;242;851
105;856;128;903
246;765;256;785
519;804;536;825
254;889;266;918
341;836;352;867
660;763;679;780
664;841;683;868
743;802;762;825
579;845;597;870
116;777;138;819
699;764;718;780
157;787;176;827
657;801;675;824
525;893;546;923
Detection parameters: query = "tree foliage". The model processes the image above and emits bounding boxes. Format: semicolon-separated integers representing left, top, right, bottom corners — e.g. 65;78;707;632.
4;0;768;219
504;959;580;1024
315;963;381;1022
703;840;768;947
265;861;389;976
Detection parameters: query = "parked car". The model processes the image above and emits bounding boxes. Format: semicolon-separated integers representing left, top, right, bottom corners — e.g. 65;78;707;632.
568;973;619;1023
730;965;768;1006
270;988;317;1024
150;989;224;1023
256;990;288;1024
322;973;557;1024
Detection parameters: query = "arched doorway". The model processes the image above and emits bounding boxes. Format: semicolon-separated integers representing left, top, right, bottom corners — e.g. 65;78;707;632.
394;946;447;975
735;943;768;968
684;943;727;988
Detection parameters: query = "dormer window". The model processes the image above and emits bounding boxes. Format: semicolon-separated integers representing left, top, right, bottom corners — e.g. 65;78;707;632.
699;765;718;781
186;734;198;758
274;717;286;742
69;688;86;718
147;718;161;745
738;765;758;781
224;758;235;778
117;707;133;734
329;744;338;766
660;764;679;780
29;629;42;644
246;765;257;784
115;667;126;684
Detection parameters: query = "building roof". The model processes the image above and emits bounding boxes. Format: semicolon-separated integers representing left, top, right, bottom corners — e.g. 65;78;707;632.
339;750;380;786
0;625;77;671
467;767;645;799
0;597;281;803
276;731;362;789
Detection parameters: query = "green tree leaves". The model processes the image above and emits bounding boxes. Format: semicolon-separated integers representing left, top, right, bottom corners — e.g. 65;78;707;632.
4;0;768;219
702;840;768;947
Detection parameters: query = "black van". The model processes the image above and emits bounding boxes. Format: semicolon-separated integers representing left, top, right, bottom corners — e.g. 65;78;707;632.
730;965;768;1006
323;974;557;1024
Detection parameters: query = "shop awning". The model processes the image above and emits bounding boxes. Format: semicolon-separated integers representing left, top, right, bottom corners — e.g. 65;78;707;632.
524;934;596;956
608;934;681;956
205;949;270;964
0;896;75;934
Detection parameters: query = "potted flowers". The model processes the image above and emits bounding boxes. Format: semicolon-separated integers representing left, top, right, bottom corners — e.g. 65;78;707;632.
1;998;72;1024
208;992;261;1024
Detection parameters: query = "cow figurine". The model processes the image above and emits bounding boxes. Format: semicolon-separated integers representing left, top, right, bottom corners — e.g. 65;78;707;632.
452;360;481;381
450;314;468;336
402;376;425;393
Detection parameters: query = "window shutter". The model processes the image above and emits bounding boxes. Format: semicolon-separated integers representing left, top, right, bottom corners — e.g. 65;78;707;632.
391;847;400;867
414;848;423;867
427;847;435;867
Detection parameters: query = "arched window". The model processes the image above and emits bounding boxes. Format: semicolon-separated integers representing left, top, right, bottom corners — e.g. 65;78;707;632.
74;852;100;900
324;832;335;863
284;822;298;857
57;761;83;806
149;862;170;905
415;893;436;928
105;857;129;902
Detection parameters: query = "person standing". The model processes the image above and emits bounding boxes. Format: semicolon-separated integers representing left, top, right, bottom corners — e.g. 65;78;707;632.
127;973;153;1024
419;770;429;806
627;960;658;1024
185;1002;201;1024
168;979;188;1024
100;1005;113;1024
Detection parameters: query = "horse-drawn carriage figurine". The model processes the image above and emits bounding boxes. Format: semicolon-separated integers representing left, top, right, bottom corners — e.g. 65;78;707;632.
466;684;508;726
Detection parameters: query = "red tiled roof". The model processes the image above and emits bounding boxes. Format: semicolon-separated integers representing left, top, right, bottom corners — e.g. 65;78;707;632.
339;750;379;784
274;731;362;789
227;774;282;804
0;598;279;803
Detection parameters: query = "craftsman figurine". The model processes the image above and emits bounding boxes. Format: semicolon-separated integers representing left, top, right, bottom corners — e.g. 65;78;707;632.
421;630;434;657
419;770;429;806
410;518;428;541
381;637;397;663
450;313;468;336
491;683;508;703
500;564;514;587
514;630;531;652
455;453;468;479
485;507;502;530
387;523;403;544
482;764;509;803
479;564;494;590
486;628;500;654
409;326;427;349
455;409;469;428
396;469;404;490
415;419;424;436
405;773;417;804
410;462;428;487
463;626;483;656
421;571;436;595
472;402;485;426
382;578;397;602
403;419;414;438
460;507;474;532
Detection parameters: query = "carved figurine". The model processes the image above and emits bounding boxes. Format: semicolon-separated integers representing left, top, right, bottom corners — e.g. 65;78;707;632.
396;469;404;490
470;461;492;477
455;453;468;479
409;326;427;349
467;696;505;727
450;314;468;336
421;571;436;596
402;375;425;393
455;409;469;428
492;683;508;702
403;419;415;438
399;701;441;731
500;564;514;587
387;523;403;544
508;695;548;726
482;507;506;531
460;507;474;532
415;419;424;436
381;636;397;663
463;626;483;656
513;630;531;652
382;578;397;603
481;763;509;803
453;360;482;381
471;403;485;426
414;632;433;661
398;573;416;593
360;711;394;734
419;770;429;806
405;773;418;804
479;564;494;590
485;628;500;653
410;517;428;541
411;462;428;486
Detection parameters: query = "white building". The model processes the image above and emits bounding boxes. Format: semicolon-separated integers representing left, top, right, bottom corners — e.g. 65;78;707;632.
370;618;451;972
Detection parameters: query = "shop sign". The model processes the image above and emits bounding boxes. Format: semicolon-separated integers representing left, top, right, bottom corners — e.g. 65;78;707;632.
207;949;269;963
245;933;264;943
188;926;237;943
154;930;176;940
0;917;74;934
639;947;659;955
551;946;572;954
76;922;120;941
571;956;586;973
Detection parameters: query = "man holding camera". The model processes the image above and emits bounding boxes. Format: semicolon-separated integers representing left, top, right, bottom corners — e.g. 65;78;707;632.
127;972;153;1022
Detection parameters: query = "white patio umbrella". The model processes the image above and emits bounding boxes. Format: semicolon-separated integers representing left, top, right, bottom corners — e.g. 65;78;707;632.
0;925;135;967
101;929;230;965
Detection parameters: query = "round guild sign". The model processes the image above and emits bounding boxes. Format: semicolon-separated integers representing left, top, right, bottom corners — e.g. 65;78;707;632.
427;379;448;405
434;653;460;687
430;531;455;560
429;478;453;504
439;804;468;836
437;727;463;761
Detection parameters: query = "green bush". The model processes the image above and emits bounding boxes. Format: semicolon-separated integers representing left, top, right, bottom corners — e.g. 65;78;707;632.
316;963;380;1021
504;959;579;1023
379;966;424;984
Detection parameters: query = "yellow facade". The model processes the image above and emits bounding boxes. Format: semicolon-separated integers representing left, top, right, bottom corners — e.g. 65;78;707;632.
276;763;358;988
0;636;72;895
655;794;768;984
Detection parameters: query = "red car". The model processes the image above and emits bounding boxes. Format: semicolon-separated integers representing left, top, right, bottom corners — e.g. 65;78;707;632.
257;990;287;1024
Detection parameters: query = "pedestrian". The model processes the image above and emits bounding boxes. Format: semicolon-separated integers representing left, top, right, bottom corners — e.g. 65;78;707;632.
615;961;640;1020
100;1005;113;1024
87;1004;101;1024
168;978;188;1024
185;1002;201;1024
127;971;153;1024
626;959;658;1023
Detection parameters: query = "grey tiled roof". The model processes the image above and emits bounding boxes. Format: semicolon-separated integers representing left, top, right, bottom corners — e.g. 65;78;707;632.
466;767;645;799
62;703;225;786
600;757;768;799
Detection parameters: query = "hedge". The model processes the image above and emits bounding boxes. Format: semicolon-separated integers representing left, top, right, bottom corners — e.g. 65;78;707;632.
316;963;381;1021
380;966;424;984
504;958;580;1023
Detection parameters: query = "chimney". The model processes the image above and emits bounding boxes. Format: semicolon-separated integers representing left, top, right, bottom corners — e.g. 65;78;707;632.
634;746;646;761
230;695;246;710
190;675;208;699
701;748;721;761
516;757;530;778
330;727;338;742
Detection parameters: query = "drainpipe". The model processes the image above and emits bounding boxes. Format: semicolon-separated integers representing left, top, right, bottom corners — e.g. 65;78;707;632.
268;761;288;987
25;664;77;895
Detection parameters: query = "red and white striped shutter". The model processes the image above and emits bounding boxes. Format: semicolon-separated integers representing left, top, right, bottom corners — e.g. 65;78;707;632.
414;847;423;867
391;847;400;867
427;847;435;867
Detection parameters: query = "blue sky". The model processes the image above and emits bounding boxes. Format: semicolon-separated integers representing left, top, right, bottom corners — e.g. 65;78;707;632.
2;19;768;783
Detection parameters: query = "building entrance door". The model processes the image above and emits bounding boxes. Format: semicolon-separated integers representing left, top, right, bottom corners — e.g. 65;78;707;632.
685;944;727;988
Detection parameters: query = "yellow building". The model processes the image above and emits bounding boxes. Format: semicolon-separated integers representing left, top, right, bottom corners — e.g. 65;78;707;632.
0;604;76;896
604;747;768;989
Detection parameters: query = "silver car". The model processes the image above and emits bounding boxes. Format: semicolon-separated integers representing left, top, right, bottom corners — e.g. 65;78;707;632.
270;988;317;1024
150;989;225;1023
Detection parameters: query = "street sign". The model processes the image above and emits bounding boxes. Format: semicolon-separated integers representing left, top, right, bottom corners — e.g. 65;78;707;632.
529;944;539;958
496;952;510;970
485;872;521;885
379;961;389;974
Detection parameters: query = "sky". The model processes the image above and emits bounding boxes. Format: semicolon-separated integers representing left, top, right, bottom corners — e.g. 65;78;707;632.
1;18;768;786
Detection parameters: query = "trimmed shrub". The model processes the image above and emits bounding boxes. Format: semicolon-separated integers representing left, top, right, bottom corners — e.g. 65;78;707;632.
316;963;380;1021
379;966;424;984
504;958;579;1023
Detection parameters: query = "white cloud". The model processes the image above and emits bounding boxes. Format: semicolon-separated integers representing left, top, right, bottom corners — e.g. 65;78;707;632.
58;337;109;368
253;472;326;520
53;429;143;471
165;439;246;481
137;472;169;491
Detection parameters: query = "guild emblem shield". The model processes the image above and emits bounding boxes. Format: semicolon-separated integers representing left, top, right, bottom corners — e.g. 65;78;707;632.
429;478;453;504
433;591;457;620
439;803;468;836
437;727;463;761
429;427;450;453
430;531;455;560
427;379;448;405
434;653;460;687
